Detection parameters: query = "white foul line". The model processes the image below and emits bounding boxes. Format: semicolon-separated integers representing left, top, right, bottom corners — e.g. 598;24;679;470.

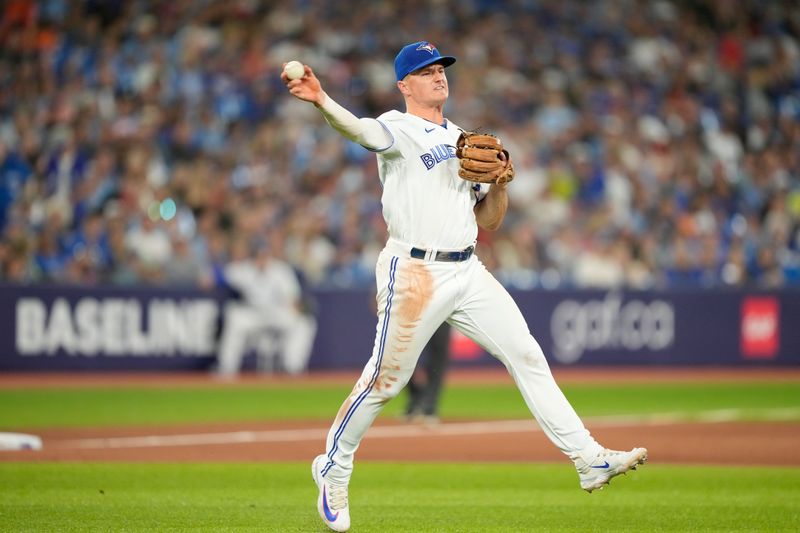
58;407;800;450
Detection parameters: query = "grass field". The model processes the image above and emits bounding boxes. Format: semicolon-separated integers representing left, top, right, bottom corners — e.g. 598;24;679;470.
2;381;799;428
1;377;799;531
1;463;799;532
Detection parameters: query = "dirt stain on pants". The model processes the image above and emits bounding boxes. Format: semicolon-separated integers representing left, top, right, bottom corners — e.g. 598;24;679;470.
374;261;434;394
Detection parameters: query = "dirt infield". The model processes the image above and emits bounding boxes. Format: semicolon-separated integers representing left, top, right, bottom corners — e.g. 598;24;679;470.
2;368;799;466
4;419;798;466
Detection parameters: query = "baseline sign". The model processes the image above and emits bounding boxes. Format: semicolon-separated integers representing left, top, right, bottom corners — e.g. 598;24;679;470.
1;285;224;371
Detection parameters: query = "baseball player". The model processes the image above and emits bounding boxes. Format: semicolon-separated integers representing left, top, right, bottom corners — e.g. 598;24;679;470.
216;237;317;376
283;41;647;532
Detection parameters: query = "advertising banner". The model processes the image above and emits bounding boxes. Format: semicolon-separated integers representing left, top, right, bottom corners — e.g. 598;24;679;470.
1;284;798;371
0;284;225;371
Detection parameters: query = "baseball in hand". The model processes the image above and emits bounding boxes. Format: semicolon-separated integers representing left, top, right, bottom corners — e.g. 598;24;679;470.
283;60;305;80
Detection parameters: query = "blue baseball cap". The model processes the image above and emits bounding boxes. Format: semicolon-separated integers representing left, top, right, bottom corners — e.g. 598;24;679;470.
394;41;456;81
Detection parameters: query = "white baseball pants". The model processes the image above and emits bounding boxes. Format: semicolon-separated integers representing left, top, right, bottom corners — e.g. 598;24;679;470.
217;302;317;376
320;239;602;484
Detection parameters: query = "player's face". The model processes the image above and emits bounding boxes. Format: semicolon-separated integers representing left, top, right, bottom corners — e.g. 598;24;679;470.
401;63;448;105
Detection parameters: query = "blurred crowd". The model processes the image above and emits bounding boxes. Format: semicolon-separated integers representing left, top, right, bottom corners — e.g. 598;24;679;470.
1;0;799;291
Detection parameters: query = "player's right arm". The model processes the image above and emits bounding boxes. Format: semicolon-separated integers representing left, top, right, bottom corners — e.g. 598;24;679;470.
282;65;391;151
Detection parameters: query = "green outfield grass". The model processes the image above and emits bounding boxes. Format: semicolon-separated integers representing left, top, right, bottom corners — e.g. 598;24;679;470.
1;462;798;532
1;377;799;531
1;381;799;429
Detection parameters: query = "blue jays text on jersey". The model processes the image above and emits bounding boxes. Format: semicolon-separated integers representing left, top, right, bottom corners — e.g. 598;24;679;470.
420;143;456;170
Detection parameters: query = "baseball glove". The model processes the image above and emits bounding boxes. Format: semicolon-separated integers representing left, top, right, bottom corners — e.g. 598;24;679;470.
455;131;515;184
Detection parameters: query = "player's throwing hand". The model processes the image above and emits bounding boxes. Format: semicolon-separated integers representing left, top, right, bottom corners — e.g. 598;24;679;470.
280;62;324;106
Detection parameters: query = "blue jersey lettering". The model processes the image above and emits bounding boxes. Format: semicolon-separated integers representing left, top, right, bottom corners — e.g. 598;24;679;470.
419;144;456;170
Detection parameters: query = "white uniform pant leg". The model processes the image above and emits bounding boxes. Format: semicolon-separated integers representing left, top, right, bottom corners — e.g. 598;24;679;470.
217;303;264;377
448;258;602;461
232;304;316;375
280;313;317;374
319;253;453;484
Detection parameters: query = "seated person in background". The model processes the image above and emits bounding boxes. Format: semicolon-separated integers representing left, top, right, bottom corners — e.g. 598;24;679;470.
216;236;317;377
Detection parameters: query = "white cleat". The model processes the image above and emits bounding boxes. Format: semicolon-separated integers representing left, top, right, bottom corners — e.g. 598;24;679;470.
312;454;351;532
575;447;648;493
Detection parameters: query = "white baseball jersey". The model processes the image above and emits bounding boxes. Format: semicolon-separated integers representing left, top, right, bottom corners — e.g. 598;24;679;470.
224;259;301;315
372;111;489;250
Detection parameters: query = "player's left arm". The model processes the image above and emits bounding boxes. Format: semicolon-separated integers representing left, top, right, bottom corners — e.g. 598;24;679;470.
474;182;509;231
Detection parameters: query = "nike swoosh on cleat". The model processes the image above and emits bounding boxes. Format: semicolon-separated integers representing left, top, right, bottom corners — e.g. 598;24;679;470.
425;127;436;133
591;461;610;468
322;486;339;521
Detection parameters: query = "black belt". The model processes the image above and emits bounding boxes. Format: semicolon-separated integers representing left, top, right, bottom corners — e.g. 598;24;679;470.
410;245;474;262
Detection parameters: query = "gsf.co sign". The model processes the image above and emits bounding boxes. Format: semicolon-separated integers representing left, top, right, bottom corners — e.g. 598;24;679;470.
549;293;675;364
